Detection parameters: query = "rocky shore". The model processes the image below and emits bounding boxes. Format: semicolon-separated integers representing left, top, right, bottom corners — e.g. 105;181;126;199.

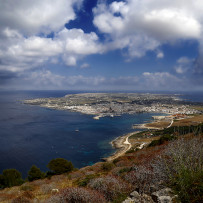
104;131;141;162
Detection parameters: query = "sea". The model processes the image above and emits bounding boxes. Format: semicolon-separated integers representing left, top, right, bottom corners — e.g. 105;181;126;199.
0;90;202;177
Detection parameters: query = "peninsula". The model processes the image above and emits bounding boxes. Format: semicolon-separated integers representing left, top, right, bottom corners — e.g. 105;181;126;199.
24;93;200;118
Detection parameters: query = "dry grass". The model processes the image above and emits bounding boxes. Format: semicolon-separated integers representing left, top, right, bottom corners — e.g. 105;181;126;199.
173;114;203;126
145;121;171;129
0;114;202;202
129;136;160;146
190;105;203;111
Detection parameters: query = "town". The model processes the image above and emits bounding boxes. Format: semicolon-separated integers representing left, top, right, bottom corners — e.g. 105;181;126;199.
24;93;201;119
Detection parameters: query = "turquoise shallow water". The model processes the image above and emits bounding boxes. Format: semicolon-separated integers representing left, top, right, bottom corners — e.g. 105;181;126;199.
0;90;201;177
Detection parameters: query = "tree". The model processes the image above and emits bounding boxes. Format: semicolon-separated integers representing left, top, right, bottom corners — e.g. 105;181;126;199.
47;158;74;175
28;165;45;181
2;169;23;187
0;174;5;189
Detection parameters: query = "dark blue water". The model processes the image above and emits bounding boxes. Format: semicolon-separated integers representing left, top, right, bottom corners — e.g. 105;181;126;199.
178;91;203;103
0;90;202;177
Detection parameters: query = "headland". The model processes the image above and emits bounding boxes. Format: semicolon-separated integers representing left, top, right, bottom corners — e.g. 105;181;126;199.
24;93;200;118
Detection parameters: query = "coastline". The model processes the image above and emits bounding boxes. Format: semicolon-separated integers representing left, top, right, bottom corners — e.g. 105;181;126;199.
104;115;174;162
103;131;139;162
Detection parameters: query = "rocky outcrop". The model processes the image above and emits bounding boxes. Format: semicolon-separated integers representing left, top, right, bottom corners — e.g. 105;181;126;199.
151;188;178;203
123;191;154;203
123;188;178;203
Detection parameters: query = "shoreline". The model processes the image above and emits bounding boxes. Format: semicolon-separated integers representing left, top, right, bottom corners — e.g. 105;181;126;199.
103;115;174;162
103;131;140;162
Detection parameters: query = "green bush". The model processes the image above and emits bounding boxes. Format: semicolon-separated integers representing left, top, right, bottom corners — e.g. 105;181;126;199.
47;158;74;175
20;185;34;191
28;165;45;181
77;174;100;187
112;193;128;203
102;162;114;171
113;158;120;165
118;167;131;174
148;134;176;147
0;174;5;189
2;169;24;188
153;136;203;203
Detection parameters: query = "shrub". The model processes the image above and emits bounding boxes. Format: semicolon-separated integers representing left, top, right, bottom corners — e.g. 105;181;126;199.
69;171;84;179
118;167;132;174
21;191;34;199
40;183;57;195
101;162;114;171
47;158;74;175
20;185;34;192
152;136;203;202
88;175;131;201
133;165;154;194
111;166;132;177
77;174;100;187
148;134;176;147
11;196;31;203
47;187;106;203
123;171;137;185
2;169;24;188
0;174;5;189
28;165;45;181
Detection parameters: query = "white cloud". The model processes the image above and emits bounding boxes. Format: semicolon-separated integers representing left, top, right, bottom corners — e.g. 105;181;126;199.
17;70;193;91
27;70;65;87
57;28;103;55
0;28;103;72
63;55;77;66
0;0;105;74
142;72;183;89
143;9;200;40
157;51;164;59
0;36;62;72
0;0;83;36
175;66;185;74
80;63;90;69
1;0;203;90
93;0;203;59
22;71;106;89
174;57;194;74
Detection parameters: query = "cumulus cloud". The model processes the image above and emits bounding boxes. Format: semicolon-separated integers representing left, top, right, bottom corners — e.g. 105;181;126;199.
0;28;103;71
80;63;90;69
14;70;194;91
142;72;183;90
57;28;103;55
1;0;203;90
21;70;106;89
174;57;194;74
0;0;104;77
20;71;139;90
0;0;83;36
156;51;164;59
93;0;203;59
27;70;65;88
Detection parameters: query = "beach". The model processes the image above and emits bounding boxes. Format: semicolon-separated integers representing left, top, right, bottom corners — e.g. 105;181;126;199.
104;116;173;162
104;131;139;162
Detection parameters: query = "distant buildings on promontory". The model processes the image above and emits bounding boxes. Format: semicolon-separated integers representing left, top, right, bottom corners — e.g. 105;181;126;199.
24;93;201;119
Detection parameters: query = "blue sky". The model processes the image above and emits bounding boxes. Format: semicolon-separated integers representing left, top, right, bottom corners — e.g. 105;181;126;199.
0;0;203;91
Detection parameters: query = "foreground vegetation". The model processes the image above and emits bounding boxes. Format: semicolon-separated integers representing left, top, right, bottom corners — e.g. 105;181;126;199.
0;158;74;189
0;117;202;202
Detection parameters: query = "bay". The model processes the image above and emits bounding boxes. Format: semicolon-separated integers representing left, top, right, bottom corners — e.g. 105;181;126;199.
0;90;202;177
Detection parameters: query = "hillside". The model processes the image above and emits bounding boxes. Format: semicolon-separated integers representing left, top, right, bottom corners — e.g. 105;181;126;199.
0;115;203;202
